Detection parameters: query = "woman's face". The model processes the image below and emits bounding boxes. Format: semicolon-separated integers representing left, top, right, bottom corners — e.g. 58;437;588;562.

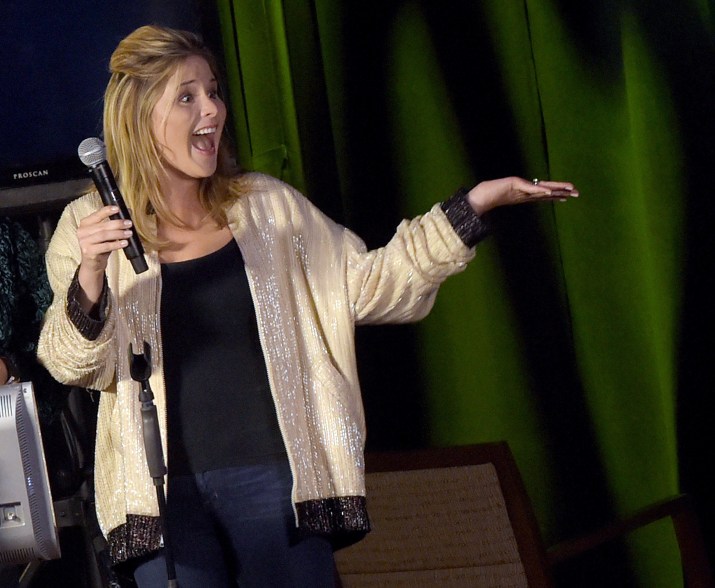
151;55;226;186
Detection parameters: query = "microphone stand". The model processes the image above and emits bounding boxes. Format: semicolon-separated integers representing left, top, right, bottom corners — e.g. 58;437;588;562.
129;342;178;588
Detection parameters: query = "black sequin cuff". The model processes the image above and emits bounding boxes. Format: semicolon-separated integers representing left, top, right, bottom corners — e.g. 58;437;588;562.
296;495;370;549
67;267;109;341
107;514;163;565
440;187;491;248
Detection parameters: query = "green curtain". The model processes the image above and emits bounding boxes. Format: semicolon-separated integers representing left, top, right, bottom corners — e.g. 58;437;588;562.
215;1;715;585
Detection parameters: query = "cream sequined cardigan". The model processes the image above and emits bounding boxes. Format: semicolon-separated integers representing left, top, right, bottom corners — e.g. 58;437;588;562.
38;172;477;563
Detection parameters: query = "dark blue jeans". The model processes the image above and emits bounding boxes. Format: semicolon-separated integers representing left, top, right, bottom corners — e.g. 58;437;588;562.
133;463;336;587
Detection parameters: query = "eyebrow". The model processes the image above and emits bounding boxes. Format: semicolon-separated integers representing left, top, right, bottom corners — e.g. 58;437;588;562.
179;77;217;87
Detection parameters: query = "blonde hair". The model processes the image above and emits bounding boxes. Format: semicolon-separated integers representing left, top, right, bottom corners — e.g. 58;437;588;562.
103;25;243;250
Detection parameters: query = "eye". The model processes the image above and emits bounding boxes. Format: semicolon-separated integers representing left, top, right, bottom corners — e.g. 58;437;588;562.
208;88;221;100
179;93;193;104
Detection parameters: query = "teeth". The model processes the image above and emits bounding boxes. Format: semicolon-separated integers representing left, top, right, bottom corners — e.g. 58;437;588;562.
193;127;216;136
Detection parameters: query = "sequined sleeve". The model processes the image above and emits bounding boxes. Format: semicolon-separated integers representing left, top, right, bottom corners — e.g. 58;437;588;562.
345;194;477;325
37;194;118;390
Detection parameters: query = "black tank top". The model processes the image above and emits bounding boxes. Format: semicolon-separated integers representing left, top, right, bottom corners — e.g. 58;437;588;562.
160;239;287;476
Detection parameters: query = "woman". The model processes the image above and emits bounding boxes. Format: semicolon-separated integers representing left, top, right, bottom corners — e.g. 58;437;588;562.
38;25;578;587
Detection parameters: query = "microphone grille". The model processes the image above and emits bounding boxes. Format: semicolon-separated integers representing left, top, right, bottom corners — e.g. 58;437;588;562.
77;137;107;167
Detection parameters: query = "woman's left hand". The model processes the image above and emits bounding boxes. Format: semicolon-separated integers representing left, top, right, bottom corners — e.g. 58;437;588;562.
467;177;579;215
0;358;8;384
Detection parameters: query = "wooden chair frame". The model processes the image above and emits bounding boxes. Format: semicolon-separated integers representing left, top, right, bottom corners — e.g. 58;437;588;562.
335;442;715;587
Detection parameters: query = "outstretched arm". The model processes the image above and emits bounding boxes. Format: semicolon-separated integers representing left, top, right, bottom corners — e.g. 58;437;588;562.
347;177;579;324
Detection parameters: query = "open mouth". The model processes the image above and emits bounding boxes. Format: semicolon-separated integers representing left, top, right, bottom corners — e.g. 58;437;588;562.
191;126;218;153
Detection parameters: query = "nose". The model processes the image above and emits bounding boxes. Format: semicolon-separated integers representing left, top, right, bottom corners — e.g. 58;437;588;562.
200;93;219;117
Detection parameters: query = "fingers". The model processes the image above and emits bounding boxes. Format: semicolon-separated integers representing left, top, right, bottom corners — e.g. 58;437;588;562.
468;177;580;214
78;205;125;232
522;179;579;201
77;205;134;271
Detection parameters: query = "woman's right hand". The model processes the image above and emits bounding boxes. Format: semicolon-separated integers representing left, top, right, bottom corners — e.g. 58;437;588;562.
76;205;133;311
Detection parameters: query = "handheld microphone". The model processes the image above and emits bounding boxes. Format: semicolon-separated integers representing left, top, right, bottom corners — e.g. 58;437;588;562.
78;137;148;274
